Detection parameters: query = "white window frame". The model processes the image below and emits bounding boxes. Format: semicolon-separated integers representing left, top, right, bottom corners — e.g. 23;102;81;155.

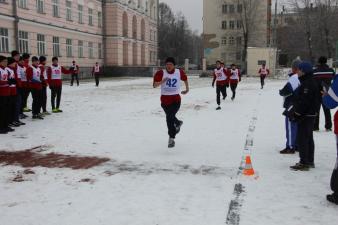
78;40;84;58
78;5;83;24
98;11;102;28
88;42;93;59
19;30;29;53
52;0;60;17
66;39;73;57
37;34;46;56
98;43;102;58
0;28;9;53
52;36;60;57
36;0;44;13
18;0;28;9
88;8;93;26
66;1;72;21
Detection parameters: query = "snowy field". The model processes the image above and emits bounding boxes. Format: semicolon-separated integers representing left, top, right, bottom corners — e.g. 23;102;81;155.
0;77;337;225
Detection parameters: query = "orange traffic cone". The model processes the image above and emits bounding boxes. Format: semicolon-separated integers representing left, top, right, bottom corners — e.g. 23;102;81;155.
243;155;255;176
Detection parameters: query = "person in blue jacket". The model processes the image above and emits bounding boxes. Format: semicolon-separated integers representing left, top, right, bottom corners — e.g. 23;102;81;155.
322;73;338;205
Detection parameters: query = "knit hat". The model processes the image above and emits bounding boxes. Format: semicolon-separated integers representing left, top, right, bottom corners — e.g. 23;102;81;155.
298;61;313;74
165;57;176;65
7;57;16;65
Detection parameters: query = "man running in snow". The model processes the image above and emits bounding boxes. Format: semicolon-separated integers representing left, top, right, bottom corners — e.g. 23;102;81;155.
279;59;301;154
322;72;338;205
258;64;270;89
229;64;241;101
153;57;189;148
212;60;229;110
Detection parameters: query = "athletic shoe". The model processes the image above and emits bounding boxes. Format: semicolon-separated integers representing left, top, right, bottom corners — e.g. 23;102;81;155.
9;122;20;127
56;108;63;113
280;148;295;154
313;128;320;132
16;120;26;126
52;109;58;113
223;96;227;100
0;129;8;134
12;121;22;127
23;107;32;112
216;106;221;110
168;138;175;148
43;111;51;116
32;115;44;120
326;128;332;132
327;194;338;205
290;163;310;171
175;120;184;134
231;97;235;101
20;113;28;119
6;127;15;132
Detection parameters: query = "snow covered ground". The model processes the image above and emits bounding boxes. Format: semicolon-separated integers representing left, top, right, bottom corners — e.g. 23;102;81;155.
0;77;337;225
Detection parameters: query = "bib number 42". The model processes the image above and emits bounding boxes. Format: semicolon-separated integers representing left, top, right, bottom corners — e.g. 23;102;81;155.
166;78;177;88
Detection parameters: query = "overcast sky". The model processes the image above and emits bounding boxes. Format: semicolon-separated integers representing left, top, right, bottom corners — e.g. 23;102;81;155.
160;0;287;34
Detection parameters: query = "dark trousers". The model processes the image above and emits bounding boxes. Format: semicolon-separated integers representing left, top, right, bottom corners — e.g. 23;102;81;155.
50;86;62;109
71;74;79;86
0;96;10;130
8;95;17;124
260;76;266;87
230;83;238;99
15;89;22;121
314;96;332;130
95;74;100;86
41;86;47;112
31;89;42;116
297;117;315;165
161;101;181;139
216;84;227;105
331;137;338;196
22;87;31;109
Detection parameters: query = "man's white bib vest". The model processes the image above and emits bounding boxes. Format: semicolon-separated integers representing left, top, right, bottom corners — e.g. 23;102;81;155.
214;68;227;81
161;69;181;96
6;67;16;87
31;66;41;83
94;65;100;73
0;67;9;87
17;65;26;81
260;67;268;75
230;69;240;80
51;65;62;80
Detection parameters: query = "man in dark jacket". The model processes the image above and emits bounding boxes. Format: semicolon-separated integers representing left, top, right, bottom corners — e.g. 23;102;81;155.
287;62;319;171
322;74;338;205
313;56;335;131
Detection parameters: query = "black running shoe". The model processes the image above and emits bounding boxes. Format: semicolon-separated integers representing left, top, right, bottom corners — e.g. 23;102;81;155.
216;106;221;110
280;148;295;154
327;194;338;205
175;120;183;134
33;115;44;120
168;138;175;148
6;127;15;132
290;163;310;171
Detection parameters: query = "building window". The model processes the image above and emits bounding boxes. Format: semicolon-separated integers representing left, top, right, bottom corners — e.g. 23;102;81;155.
229;36;235;45
236;36;242;46
237;20;242;29
66;1;72;21
221;37;227;46
37;34;46;55
88;42;93;58
52;36;60;57
52;0;60;17
229;21;235;30
18;0;27;9
222;21;227;30
78;40;83;58
78;5;83;24
222;5;228;14
229;5;235;13
19;31;29;53
238;4;243;13
36;0;44;13
98;43;102;58
98;11;102;28
0;28;9;53
88;8;93;26
66;39;72;57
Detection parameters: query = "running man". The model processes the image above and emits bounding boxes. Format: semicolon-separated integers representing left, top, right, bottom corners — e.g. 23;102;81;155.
229;64;241;101
259;63;270;89
212;60;229;110
153;57;189;148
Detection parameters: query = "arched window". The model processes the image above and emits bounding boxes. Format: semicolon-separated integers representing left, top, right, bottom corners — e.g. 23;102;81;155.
141;19;145;41
132;16;137;39
123;12;128;37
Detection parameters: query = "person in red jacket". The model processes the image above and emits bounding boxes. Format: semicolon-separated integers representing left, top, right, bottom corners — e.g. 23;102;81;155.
153;57;189;148
258;64;270;89
212;60;229;110
92;62;101;87
47;57;71;113
0;56;13;134
6;57;24;127
39;56;50;115
26;56;43;120
70;60;80;86
17;57;28;119
21;53;31;112
229;64;241;101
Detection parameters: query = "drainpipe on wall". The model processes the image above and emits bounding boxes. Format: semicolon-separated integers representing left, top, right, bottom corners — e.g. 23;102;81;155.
12;0;19;51
102;0;107;67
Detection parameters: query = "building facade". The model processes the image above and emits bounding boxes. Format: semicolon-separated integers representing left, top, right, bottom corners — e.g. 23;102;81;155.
203;0;271;67
0;0;158;74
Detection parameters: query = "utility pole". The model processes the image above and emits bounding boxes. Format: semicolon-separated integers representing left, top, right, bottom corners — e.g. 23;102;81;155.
12;0;19;51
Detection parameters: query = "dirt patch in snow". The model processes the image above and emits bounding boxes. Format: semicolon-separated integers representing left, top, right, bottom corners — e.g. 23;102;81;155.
0;146;110;170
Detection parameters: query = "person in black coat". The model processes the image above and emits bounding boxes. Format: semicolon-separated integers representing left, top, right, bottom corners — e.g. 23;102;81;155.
286;62;319;171
313;56;335;131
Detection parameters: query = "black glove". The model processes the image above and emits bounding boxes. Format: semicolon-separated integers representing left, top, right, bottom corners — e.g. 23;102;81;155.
8;78;17;85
